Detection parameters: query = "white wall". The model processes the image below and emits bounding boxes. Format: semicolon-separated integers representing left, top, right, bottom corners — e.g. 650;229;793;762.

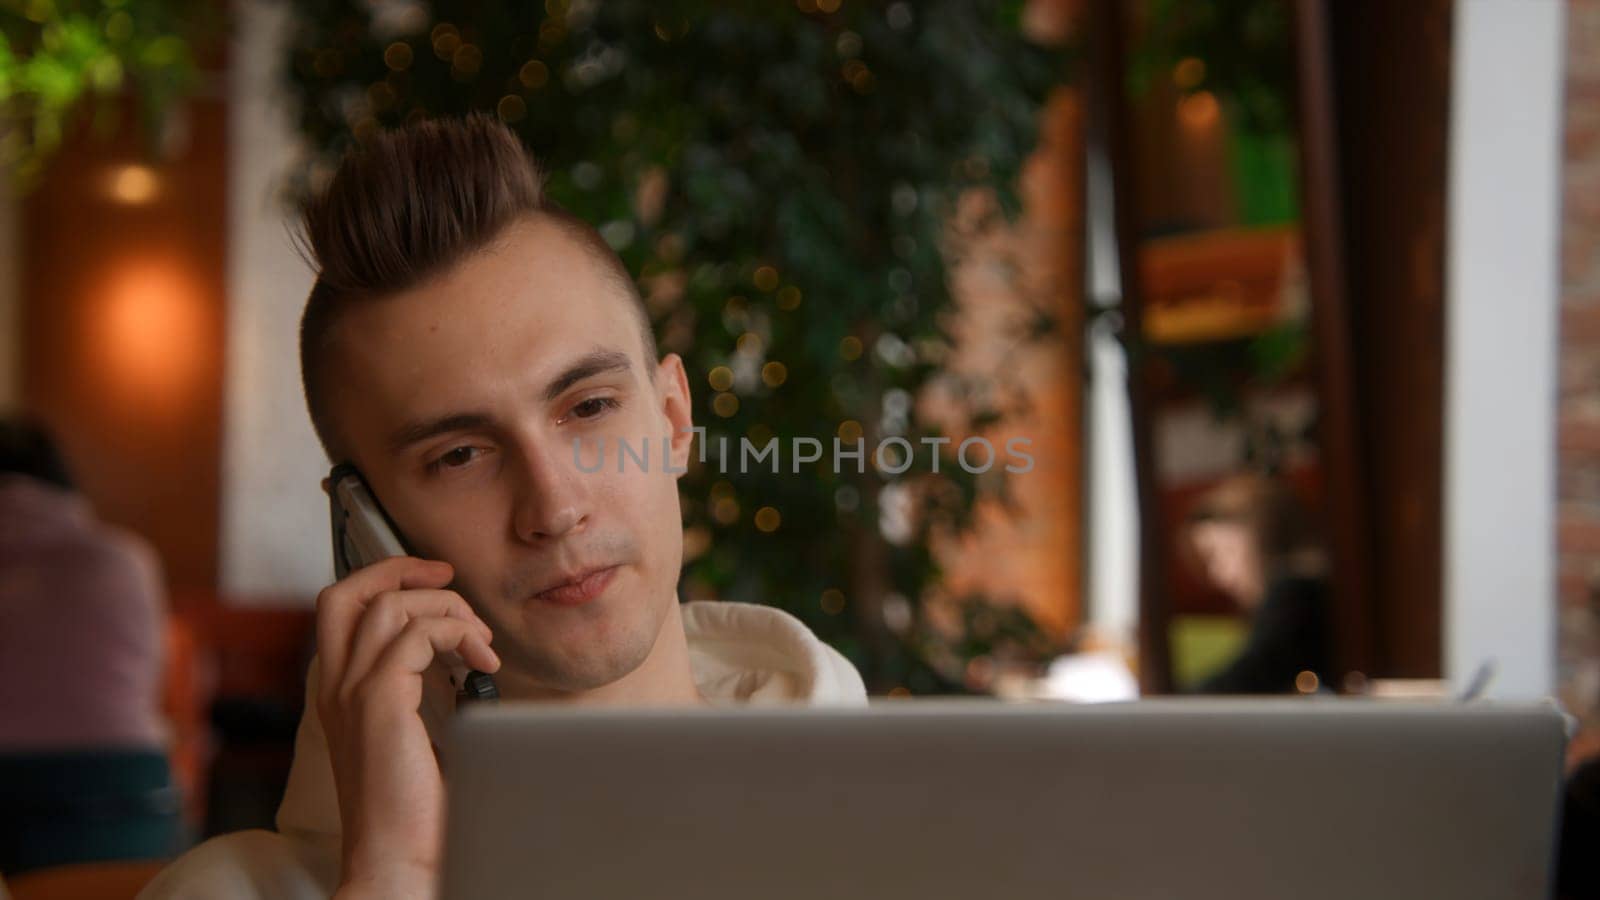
218;0;332;601
1444;0;1566;700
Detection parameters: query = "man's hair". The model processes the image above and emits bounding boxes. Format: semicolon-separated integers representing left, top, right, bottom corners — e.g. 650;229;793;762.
297;113;656;462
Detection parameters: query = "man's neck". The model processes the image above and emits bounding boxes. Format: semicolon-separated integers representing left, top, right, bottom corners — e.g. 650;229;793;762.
492;600;707;707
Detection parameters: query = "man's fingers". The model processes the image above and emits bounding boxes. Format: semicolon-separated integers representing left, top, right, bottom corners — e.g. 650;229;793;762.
341;588;493;689
357;618;501;706
315;556;454;696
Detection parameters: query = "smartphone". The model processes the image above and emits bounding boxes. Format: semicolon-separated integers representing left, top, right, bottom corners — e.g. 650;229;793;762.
326;463;499;703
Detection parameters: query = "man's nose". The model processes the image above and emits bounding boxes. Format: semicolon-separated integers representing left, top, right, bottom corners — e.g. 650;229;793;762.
510;435;592;542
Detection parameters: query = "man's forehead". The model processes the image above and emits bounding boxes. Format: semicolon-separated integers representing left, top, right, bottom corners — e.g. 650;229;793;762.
321;219;653;456
331;222;639;361
381;346;638;454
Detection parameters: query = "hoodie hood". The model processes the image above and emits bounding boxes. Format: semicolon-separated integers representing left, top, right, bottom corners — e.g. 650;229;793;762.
275;600;866;841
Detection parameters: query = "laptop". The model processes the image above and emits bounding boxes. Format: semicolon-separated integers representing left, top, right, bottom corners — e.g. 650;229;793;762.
441;700;1567;900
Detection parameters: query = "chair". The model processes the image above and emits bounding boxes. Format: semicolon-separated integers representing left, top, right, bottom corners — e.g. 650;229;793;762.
5;860;167;900
0;750;182;876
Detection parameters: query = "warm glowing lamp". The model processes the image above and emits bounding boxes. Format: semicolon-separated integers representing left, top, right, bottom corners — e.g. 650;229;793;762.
106;165;160;205
95;260;205;415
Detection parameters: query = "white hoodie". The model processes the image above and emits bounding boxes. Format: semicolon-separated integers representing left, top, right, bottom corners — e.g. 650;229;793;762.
138;601;867;900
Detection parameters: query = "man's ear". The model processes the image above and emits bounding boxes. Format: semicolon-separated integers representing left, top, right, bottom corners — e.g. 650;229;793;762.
657;353;695;478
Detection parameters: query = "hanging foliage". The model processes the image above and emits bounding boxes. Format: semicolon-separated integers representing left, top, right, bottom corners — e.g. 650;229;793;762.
0;0;217;181
283;0;1068;692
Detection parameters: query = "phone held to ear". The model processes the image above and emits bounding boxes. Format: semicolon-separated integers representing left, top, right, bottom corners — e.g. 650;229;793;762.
326;463;499;705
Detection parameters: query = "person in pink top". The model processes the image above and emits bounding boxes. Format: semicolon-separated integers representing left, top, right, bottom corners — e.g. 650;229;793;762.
0;417;178;876
0;417;167;750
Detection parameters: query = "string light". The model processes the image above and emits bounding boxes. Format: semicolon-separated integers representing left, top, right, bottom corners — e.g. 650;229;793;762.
753;265;779;292
497;95;526;122
713;392;739;417
777;285;802;310
839;335;863;360
432;24;460;61
1173;57;1206;90
452;44;483;77
1179;90;1220;129
755;506;781;532
384;41;413;71
106;165;158;205
708;366;734;391
519;60;549;89
1295;671;1320;694
761;361;787;387
842;60;874;93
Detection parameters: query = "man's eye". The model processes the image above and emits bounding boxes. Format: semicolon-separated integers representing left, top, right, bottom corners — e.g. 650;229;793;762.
572;397;620;419
428;446;481;472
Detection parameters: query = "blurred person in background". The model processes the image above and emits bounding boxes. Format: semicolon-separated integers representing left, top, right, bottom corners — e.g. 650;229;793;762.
0;416;179;874
1182;472;1333;695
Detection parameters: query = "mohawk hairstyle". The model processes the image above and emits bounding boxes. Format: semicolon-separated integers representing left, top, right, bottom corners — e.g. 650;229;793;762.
296;113;655;462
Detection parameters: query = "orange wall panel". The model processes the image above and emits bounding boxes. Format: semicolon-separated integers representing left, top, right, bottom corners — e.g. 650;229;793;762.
21;99;228;602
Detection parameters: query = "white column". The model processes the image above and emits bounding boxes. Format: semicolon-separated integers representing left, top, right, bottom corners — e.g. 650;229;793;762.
1444;0;1566;700
1085;141;1140;644
219;0;331;600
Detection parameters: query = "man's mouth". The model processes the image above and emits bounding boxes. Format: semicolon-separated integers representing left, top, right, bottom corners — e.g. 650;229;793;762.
531;565;620;607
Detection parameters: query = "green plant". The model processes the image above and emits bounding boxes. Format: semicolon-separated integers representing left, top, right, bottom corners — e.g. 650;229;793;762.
283;0;1067;692
0;0;214;180
1130;0;1292;136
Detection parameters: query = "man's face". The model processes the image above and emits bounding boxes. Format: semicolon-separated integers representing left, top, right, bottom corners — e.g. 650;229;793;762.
322;216;694;691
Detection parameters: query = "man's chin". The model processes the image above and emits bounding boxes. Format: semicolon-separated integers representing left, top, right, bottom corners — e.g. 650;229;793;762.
507;639;655;693
500;600;663;692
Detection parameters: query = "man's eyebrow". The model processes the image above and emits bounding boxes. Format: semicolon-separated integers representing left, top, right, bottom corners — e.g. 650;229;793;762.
386;350;634;455
388;412;497;455
542;349;633;402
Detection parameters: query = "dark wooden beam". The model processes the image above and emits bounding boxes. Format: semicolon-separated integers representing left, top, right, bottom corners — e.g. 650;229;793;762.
1290;0;1378;685
1086;0;1173;693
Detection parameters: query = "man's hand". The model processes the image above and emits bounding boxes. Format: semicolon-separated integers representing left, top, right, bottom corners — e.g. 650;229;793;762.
314;556;500;899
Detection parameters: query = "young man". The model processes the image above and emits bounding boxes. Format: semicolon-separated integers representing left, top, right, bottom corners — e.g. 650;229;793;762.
141;114;865;900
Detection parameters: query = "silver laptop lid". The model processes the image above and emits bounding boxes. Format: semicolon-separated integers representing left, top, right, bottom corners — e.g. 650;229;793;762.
442;700;1566;900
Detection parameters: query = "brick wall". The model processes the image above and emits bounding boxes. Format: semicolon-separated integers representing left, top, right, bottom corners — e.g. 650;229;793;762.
1559;0;1600;753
